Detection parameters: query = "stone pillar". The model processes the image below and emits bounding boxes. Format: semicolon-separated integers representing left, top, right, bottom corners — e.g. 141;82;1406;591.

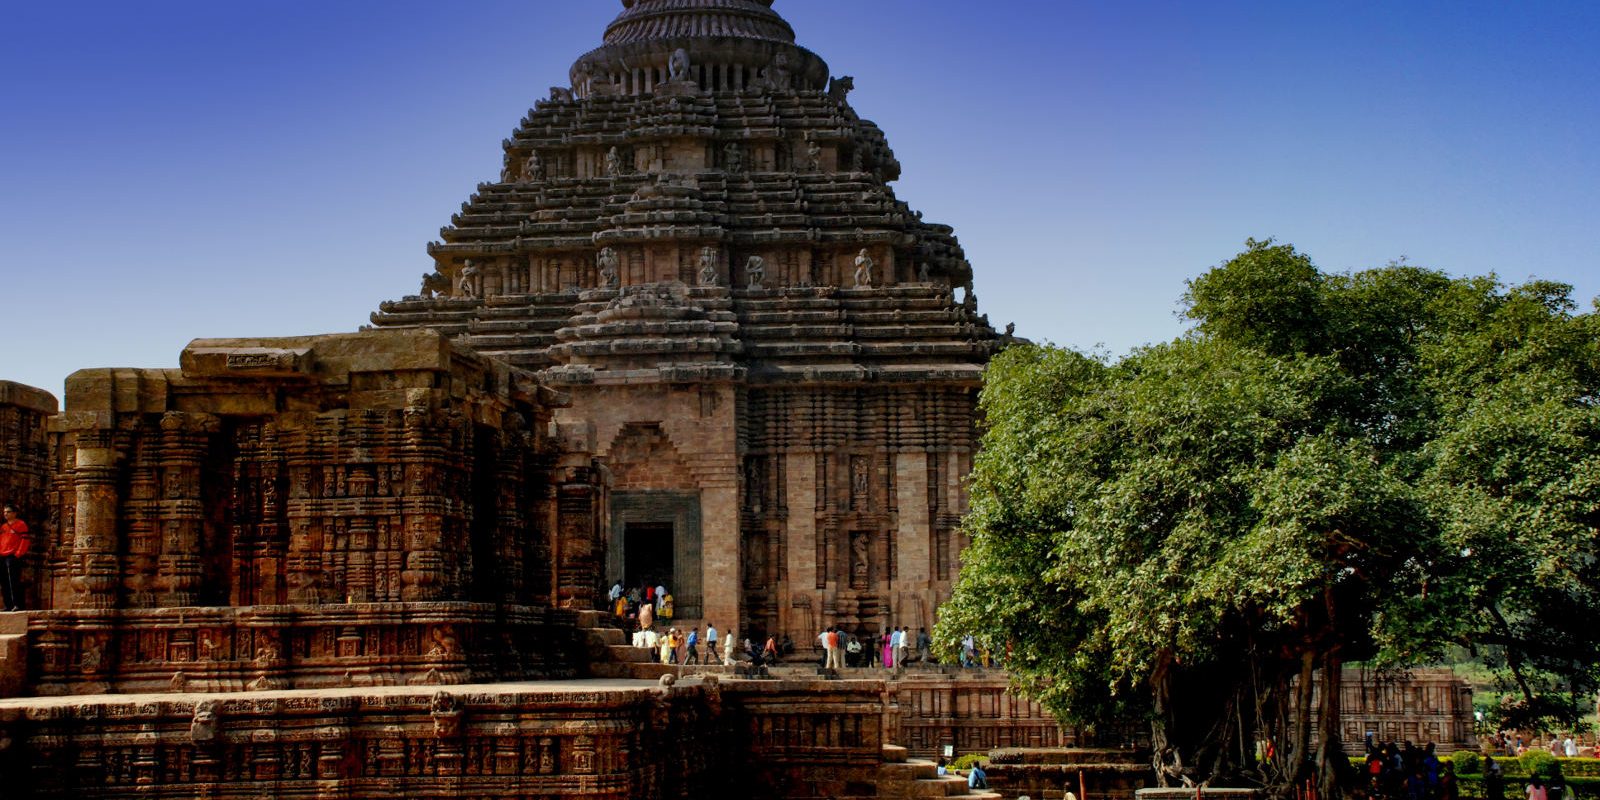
154;413;212;607
783;452;817;640
554;467;603;610
68;427;121;610
893;450;931;621
700;480;740;633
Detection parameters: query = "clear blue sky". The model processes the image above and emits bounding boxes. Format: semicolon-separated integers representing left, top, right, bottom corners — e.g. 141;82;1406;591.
3;1;1597;401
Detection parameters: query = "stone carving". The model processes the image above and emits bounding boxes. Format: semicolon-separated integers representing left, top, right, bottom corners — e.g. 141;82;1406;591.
918;263;931;283
746;255;766;289
724;142;744;174
850;531;870;589
525;151;545;182
549;86;574;103
669;48;690;82
853;249;875;288
828;75;855;104
805;138;822;172
761;52;793;92
421;271;450;299
189;701;219;744
459;260;480;298
431;691;462;738
605;146;623;178
597;247;620;288
698;246;720;286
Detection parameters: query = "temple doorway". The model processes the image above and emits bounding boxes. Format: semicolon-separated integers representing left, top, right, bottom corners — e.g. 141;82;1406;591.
624;522;675;593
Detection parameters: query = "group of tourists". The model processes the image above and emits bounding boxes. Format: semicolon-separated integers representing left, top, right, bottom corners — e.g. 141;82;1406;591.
1361;741;1460;800
815;626;933;669
609;579;673;626
634;623;730;665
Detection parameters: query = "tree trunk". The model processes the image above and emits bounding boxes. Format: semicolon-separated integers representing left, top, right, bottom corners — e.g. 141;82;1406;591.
1292;648;1316;780
1316;647;1344;800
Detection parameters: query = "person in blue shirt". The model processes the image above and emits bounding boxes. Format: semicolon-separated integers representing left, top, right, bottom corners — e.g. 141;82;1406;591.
968;762;988;790
686;628;700;664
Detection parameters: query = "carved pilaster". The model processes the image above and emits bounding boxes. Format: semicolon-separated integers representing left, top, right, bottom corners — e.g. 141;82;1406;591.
69;428;120;609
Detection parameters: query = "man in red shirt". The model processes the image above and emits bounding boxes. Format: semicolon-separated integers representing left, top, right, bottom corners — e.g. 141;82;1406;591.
0;504;30;611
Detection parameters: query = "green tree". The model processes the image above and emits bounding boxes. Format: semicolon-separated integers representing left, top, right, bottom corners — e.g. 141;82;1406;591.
939;240;1600;798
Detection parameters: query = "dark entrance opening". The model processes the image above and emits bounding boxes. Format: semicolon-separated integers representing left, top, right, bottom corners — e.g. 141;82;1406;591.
624;522;675;593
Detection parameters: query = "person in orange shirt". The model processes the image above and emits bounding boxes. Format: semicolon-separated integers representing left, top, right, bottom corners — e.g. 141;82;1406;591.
0;505;31;611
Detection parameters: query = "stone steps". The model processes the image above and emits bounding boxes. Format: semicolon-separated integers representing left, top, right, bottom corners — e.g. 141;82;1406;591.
0;611;28;698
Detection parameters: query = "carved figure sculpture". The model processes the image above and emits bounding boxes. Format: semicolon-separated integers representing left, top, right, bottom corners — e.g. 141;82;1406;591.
761;52;792;91
430;691;462;739
597;247;620;288
669;48;690;82
853;249;875;288
851;532;870;588
806;138;822;172
190;702;219;744
724;143;743;174
549;86;574;103
605;146;622;178
746;255;766;289
524;151;545;182
420;271;449;299
698;246;720;286
828;75;855;104
918;263;931;283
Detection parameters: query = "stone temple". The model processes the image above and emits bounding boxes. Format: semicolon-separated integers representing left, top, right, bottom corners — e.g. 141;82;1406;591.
368;0;1003;640
0;2;1475;797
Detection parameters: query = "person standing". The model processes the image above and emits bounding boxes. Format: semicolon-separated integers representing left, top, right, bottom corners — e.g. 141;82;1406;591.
705;622;718;663
0;505;30;612
894;627;908;667
916;627;932;664
686;627;700;665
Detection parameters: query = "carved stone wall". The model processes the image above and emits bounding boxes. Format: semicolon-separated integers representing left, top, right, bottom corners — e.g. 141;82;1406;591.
0;678;890;800
24;330;605;694
1337;667;1476;753
0;381;57;610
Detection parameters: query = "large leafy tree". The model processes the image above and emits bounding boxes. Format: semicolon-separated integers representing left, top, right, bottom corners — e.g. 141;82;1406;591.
938;240;1600;798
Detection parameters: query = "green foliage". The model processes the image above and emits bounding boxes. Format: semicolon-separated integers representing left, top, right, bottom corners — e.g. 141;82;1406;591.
1454;750;1482;775
1523;751;1562;780
950;753;986;772
943;239;1600;793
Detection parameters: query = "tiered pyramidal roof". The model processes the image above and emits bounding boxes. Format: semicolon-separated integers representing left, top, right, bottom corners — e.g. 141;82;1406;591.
371;0;999;384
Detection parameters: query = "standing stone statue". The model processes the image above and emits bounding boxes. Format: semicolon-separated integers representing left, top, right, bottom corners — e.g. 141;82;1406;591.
806;138;822;172
605;146;623;178
597;247;620;288
459;260;480;298
853;249;874;288
724;143;743;174
698;246;720;287
917;263;931;283
669;48;690;83
746;255;766;289
524;152;545;182
761;52;792;92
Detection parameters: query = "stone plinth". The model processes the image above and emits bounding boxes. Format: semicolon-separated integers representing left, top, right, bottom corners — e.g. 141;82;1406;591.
987;748;1154;800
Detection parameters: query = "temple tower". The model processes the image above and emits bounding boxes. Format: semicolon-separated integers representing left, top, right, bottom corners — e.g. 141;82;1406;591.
371;0;1002;642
